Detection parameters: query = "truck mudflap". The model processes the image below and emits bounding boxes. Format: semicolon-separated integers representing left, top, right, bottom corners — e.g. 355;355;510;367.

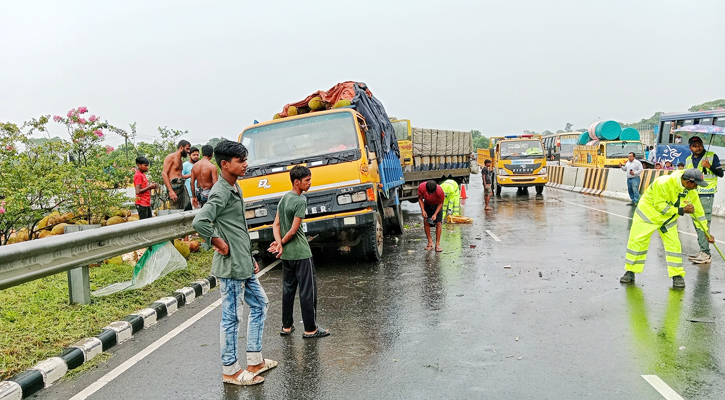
248;209;376;243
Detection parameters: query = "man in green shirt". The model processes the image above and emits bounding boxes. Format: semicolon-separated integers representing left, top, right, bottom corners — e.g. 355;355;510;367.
269;166;330;338
192;140;277;386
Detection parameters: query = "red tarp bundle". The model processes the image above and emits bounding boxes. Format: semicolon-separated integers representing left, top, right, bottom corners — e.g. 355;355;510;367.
277;81;372;118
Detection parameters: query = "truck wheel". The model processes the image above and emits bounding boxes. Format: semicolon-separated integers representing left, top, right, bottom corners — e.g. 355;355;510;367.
536;186;544;195
361;212;384;261
388;203;404;235
495;183;502;196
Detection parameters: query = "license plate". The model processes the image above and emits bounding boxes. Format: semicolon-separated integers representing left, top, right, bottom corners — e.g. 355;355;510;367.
511;160;533;165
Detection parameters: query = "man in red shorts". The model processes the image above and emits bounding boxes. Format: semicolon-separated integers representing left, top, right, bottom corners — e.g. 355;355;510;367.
418;180;444;252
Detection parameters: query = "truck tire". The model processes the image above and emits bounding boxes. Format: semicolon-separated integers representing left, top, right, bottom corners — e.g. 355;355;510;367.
536;186;544;195
388;203;404;235
361;212;384;261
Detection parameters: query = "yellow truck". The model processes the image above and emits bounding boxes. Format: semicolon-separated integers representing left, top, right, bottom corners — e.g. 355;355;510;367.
490;135;548;195
390;119;473;201
237;85;405;261
572;140;645;168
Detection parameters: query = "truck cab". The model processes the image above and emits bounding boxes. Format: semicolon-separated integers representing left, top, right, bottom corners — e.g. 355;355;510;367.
572;140;645;168
491;135;548;195
237;108;404;261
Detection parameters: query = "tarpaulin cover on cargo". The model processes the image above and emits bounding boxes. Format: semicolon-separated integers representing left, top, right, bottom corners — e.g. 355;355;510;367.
275;81;399;157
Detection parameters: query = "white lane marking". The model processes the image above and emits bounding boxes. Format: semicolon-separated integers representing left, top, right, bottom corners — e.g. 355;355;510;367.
70;259;282;400
485;230;501;242
642;375;684;400
561;200;725;244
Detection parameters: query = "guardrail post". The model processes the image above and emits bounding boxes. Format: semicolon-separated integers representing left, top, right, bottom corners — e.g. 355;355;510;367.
64;224;101;305
67;266;91;305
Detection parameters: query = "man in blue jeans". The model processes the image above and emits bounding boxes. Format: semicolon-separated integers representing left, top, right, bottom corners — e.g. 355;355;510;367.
620;152;643;206
193;140;277;386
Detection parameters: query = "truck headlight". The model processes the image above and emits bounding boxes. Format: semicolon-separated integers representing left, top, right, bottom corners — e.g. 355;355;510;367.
337;194;352;205
351;191;367;202
498;168;509;176
540;167;547;175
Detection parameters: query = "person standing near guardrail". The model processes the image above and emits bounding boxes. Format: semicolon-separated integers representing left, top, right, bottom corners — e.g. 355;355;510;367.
191;145;218;208
685;136;724;264
619;152;643;206
162;140;191;210
182;147;199;210
192;140;277;386
620;169;714;289
268;165;330;339
133;157;158;219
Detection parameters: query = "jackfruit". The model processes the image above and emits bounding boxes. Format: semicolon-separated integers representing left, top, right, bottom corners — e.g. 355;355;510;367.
273;113;282;120
288;106;298;116
47;211;61;225
75;219;89;225
106;216;124;226
332;99;351;109
104;256;124;265
38;230;53;239
90;216;102;225
38;215;51;229
126;215;140;222
308;97;326;111
16;228;30;242
51;223;68;235
60;211;75;223
174;239;191;259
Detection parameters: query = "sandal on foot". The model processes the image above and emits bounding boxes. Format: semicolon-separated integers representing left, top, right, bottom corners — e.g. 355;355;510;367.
223;369;264;386
253;359;278;376
435;247;443;252
280;325;295;336
425;245;433;251
302;327;331;339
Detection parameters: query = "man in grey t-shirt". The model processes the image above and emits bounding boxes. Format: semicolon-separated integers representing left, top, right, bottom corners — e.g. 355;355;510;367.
620;152;643;206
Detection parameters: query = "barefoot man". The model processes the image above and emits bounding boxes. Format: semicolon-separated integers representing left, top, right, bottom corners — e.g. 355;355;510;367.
162;140;191;210
191;145;219;208
418;180;444;252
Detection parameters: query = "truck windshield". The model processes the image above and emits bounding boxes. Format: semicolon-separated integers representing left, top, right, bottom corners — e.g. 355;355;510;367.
500;140;544;159
241;112;359;168
607;142;643;158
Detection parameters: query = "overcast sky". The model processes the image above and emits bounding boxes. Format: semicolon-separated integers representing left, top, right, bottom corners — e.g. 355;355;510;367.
2;0;724;147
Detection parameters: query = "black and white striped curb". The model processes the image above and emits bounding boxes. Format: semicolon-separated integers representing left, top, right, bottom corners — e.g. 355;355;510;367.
0;276;217;400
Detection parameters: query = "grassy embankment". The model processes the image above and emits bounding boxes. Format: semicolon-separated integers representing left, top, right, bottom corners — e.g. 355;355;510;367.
0;248;214;381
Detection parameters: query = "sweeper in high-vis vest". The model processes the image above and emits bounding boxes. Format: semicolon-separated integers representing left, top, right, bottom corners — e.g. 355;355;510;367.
684;135;724;264
620;169;714;289
440;179;461;218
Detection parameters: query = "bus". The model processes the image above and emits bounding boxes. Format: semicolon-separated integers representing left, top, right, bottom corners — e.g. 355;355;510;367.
655;109;725;166
542;132;581;165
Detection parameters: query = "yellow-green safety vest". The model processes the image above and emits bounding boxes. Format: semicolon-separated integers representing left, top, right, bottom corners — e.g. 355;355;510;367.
685;151;718;195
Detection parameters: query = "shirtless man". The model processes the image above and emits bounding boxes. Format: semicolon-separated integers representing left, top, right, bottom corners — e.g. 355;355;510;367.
162;140;191;209
191;145;219;208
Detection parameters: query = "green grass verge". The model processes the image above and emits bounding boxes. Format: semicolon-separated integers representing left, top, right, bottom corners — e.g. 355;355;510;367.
0;248;214;381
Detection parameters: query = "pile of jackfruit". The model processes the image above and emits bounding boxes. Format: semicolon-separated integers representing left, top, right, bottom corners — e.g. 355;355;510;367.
273;98;352;120
6;208;140;244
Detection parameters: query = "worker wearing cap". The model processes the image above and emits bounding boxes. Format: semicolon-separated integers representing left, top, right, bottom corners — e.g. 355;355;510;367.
620;169;714;289
685;136;723;264
439;179;460;219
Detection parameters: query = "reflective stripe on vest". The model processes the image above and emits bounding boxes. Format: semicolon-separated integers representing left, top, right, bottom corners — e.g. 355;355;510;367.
685;152;718;194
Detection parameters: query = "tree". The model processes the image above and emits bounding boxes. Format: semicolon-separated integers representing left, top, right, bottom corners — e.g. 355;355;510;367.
689;99;725;112
565;122;573;132
471;130;482;140
206;137;227;148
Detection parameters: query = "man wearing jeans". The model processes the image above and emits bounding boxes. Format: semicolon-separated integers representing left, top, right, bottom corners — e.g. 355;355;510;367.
685;136;723;264
620;152;643;206
192;140;277;386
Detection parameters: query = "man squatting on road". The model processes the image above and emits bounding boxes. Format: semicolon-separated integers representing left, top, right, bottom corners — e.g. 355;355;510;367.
192;140;278;386
685;135;724;264
191;144;218;208
619;152;643;206
268;165;330;338
620;169;715;289
418;180;444;252
162;140;191;210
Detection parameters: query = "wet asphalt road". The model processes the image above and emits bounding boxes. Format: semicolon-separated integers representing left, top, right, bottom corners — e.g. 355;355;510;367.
43;176;725;400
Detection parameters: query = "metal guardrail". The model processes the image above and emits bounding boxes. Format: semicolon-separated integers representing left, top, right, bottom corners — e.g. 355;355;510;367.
0;210;200;291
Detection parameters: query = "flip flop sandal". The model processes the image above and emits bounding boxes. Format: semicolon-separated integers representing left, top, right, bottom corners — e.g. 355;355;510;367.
253;359;278;376
435;247;443;252
280;325;295;336
223;369;264;386
302;327;331;339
